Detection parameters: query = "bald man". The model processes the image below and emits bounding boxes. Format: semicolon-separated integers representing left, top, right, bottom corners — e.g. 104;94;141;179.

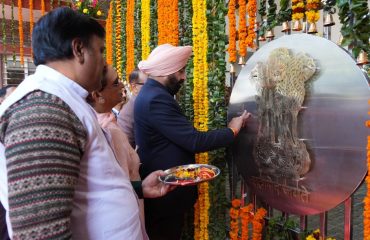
134;44;250;240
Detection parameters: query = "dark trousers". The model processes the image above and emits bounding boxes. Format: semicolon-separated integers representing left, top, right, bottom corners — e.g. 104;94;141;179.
0;202;9;240
145;213;184;240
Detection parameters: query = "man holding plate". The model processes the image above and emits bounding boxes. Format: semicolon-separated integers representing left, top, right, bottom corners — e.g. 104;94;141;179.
135;44;250;240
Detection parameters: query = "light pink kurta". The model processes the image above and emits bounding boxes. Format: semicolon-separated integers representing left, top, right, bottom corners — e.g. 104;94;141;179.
96;112;147;240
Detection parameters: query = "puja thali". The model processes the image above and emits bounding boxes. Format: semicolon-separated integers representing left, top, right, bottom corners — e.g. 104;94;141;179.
159;164;220;186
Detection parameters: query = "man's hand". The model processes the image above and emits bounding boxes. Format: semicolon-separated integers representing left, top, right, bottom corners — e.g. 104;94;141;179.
227;110;251;135
142;170;176;198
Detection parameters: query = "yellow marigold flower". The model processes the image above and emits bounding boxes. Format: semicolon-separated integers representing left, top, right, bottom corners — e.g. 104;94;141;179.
76;2;81;7
96;10;102;16
83;8;89;14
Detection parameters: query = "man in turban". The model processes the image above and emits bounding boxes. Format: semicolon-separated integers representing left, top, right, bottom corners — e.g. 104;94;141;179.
135;44;250;240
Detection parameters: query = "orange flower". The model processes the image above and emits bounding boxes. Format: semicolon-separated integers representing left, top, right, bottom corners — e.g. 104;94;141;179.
105;2;113;65
41;0;45;16
246;0;257;49
158;0;178;46
238;0;247;57
227;0;237;62
365;103;370;240
126;0;135;81
17;0;24;65
29;0;34;57
231;198;241;208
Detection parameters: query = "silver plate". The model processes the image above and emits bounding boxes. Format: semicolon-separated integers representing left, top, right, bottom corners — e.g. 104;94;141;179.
159;164;220;186
228;34;369;215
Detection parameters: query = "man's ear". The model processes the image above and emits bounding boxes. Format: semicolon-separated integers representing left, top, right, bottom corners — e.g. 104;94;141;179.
91;91;103;100
71;38;85;64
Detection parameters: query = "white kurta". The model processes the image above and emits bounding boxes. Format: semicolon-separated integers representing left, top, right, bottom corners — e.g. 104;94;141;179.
0;65;144;240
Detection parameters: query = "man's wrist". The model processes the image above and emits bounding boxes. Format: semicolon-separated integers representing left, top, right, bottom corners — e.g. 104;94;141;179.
229;127;239;137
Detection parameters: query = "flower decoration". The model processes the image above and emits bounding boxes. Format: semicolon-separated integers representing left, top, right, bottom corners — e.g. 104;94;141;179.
246;0;257;49
305;229;336;240
192;0;209;239
158;0;178;46
72;0;107;19
227;0;236;62
238;0;247;57
141;0;150;60
305;0;321;24
17;0;24;65
105;1;113;65
2;0;6;51
292;0;305;21
29;0;34;57
126;0;135;81
252;207;267;240
365;106;370;240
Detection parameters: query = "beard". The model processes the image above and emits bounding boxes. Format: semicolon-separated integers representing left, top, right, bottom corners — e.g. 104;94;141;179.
167;74;185;95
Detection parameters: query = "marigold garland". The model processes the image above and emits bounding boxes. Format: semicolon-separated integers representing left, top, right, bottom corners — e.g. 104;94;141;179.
292;0;304;21
126;0;135;81
365;103;370;240
192;0;209;239
17;0;24;65
105;1;113;65
252;207;267;240
227;0;236;62
305;0;320;24
29;0;34;57
229;199;241;240
246;0;257;49
141;0;150;60
240;204;253;240
115;0;122;78
41;0;45;15
158;0;178;46
238;0;247;57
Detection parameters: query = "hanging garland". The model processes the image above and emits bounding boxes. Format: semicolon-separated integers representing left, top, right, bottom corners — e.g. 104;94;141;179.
120;0;127;80
258;0;267;38
105;1;113;65
240;204;254;239
141;0;150;60
252;208;267;240
238;0;247;57
229;199;267;240
50;0;53;10
365;109;370;240
192;0;209;239
227;0;236;62
1;0;5;54
126;0;135;81
149;0;158;50
17;0;24;65
114;0;122;78
266;0;277;31
134;0;142;65
305;0;320;24
41;0;45;15
277;0;292;24
11;0;15;63
206;0;228;238
292;0;305;21
29;0;34;57
111;0;116;68
229;199;240;240
246;0;257;49
158;0;178;45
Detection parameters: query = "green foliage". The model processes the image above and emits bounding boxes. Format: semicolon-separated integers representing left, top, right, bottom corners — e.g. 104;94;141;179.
206;0;228;239
134;0;142;65
265;216;302;240
266;0;277;30
149;0;158;50
178;0;194;122
120;0;127;78
337;0;370;58
276;0;292;24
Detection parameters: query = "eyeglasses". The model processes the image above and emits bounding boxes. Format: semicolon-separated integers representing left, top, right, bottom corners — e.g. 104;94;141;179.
135;82;145;86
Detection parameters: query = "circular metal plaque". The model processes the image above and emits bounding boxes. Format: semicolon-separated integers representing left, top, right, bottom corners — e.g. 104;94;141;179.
228;34;369;215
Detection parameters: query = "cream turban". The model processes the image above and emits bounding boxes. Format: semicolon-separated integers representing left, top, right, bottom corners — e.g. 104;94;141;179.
138;44;192;77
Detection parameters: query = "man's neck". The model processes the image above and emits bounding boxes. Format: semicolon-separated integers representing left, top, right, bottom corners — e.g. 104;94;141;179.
150;76;168;87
